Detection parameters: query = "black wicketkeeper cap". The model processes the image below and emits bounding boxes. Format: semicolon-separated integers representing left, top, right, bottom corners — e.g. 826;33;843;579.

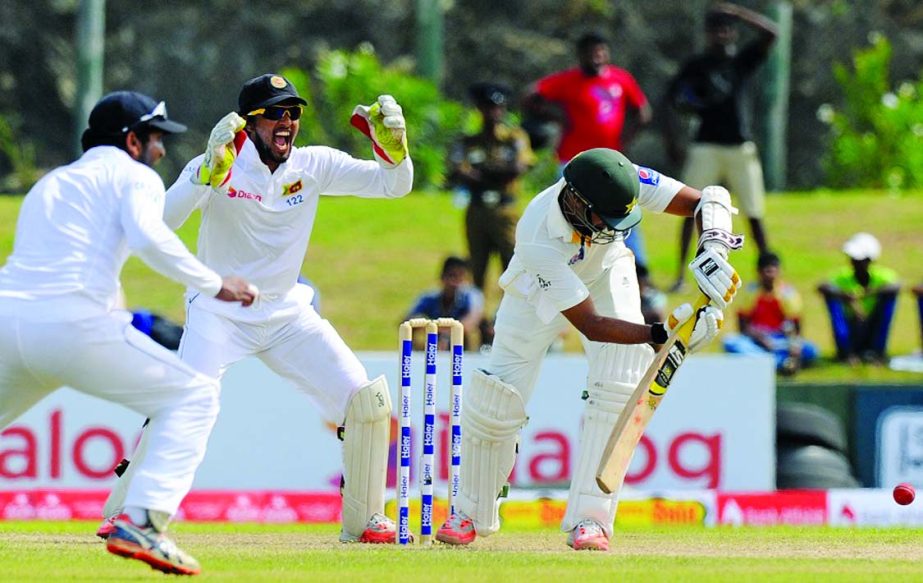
238;74;307;114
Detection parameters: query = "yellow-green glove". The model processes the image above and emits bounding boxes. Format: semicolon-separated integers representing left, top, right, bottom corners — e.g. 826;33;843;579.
193;112;247;191
350;95;408;167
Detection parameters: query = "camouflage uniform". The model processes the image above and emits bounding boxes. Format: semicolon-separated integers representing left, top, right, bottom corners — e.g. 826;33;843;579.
450;123;535;290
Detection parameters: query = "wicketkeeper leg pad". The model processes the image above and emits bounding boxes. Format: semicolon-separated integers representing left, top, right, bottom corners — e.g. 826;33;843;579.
340;376;392;539
562;343;654;537
457;369;528;536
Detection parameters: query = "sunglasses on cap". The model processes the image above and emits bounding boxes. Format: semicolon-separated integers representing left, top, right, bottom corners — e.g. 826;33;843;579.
122;101;167;132
247;104;304;121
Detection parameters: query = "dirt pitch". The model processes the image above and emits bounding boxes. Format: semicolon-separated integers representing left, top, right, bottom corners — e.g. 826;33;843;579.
2;522;922;581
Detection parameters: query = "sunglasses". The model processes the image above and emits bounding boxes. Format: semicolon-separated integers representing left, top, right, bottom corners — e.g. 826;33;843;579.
247;105;304;121
122;101;168;132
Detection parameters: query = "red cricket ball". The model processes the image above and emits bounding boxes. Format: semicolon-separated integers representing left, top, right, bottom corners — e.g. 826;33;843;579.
893;483;916;506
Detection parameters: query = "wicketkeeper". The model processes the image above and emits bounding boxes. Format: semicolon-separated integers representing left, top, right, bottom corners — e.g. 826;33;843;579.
99;74;413;544
435;148;741;550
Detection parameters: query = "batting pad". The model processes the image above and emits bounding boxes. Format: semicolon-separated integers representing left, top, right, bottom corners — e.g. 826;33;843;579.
340;376;392;539
456;369;527;536
563;344;654;536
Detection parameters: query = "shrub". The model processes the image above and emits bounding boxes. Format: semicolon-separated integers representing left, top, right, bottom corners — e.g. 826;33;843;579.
282;44;466;190
0;114;40;193
821;34;923;190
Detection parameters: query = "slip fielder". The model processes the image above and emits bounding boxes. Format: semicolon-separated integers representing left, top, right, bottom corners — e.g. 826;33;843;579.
0;91;257;575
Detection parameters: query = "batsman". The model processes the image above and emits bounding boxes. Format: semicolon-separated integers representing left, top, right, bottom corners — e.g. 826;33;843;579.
436;148;741;550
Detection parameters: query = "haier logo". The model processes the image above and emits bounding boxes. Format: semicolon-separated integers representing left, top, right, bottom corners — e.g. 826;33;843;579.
227;186;263;202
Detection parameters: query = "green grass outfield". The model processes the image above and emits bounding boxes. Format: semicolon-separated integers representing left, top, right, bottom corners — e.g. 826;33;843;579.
1;189;921;384
1;521;922;581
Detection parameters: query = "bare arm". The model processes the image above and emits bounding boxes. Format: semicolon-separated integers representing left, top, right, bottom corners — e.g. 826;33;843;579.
521;83;567;126
716;2;778;49
561;296;655;344
662;185;702;217
620;101;653;150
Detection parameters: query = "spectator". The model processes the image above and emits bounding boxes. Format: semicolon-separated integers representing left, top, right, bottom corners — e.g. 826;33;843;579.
405;256;484;350
915;283;923;352
449;81;534;343
524;31;653;271
723;252;817;375
818;233;900;365
130;311;184;350
663;2;778;293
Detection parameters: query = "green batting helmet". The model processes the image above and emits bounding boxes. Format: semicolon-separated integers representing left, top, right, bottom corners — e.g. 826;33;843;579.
563;148;641;231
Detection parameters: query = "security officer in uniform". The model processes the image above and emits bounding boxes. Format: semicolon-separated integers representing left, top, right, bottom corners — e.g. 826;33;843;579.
449;82;535;343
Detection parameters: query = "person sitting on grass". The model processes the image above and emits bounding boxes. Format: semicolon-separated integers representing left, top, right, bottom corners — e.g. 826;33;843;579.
404;256;485;350
723;252;817;375
818;233;900;365
914;282;923;355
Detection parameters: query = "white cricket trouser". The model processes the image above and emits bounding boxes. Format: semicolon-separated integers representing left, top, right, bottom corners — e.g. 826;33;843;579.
180;299;369;423
103;297;372;520
0;312;219;516
489;251;644;400
485;250;644;530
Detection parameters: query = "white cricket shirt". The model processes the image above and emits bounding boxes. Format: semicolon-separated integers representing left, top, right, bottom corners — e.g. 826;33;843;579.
0;147;223;321
164;137;413;321
498;166;683;323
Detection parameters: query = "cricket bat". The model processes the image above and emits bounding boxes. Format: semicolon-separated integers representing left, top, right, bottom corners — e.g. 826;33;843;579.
595;294;711;494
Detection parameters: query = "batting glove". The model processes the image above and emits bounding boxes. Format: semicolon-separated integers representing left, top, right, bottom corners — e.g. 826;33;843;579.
350;95;408;168
689;247;741;310
661;303;724;353
193;112;247;192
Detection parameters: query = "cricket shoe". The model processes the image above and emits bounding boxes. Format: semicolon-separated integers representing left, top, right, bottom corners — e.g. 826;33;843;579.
340;513;403;544
566;519;609;551
435;511;476;545
96;516;117;539
106;513;201;575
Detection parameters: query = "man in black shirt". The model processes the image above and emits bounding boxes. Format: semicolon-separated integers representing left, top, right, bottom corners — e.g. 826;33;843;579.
664;2;777;292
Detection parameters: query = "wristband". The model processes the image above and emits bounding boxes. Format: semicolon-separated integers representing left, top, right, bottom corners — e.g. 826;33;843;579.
651;323;669;344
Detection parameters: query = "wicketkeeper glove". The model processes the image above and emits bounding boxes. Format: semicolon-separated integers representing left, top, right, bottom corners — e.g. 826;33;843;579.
192;112;247;192
657;303;724;352
689;248;741;310
350;95;408;168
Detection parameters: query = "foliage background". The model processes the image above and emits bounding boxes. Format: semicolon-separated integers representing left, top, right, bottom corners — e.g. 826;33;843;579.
1;0;923;189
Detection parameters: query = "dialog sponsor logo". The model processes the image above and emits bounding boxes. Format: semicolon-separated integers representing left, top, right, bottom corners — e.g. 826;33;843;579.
227;186;263;202
828;489;923;527
717;492;827;526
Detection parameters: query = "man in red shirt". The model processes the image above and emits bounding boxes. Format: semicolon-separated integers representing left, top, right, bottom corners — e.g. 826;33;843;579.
528;33;651;163
524;32;653;268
